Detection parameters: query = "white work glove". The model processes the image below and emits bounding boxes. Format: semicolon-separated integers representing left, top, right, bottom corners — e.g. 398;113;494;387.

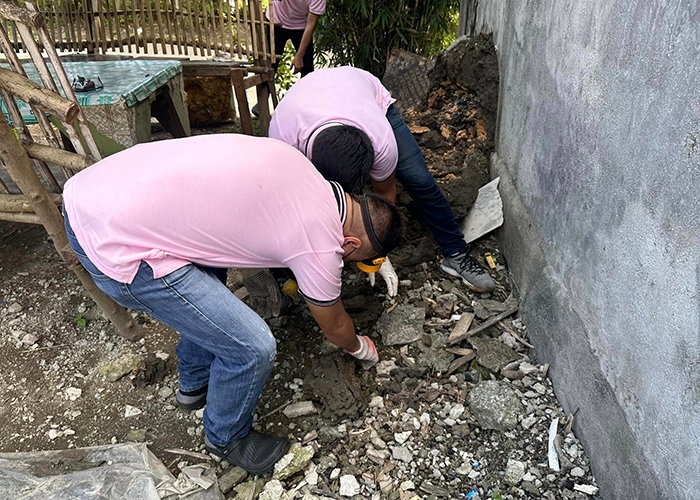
368;256;398;297
346;335;379;370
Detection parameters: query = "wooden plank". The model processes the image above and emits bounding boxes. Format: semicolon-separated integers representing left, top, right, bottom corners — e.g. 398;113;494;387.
52;0;64;52
191;0;204;55
171;0;182;54
181;60;246;77
65;0;76;51
105;0;117;51
139;0;148;52
164;0;176;54
185;0;196;54
448;312;475;344
212;0;221;52
242;72;263;89
268;0;274;64
247;0;258;60
232;0;240;58
200;0;211;55
447;306;520;345
121;0;130;52
112;0;123;51
0;192;63;212
82;0;91;52
153;0;167;53
144;0;155;52
256;77;270;135
241;0;249;59
231;68;252;135
129;0;139;53
97;0;109;53
255;0;268;65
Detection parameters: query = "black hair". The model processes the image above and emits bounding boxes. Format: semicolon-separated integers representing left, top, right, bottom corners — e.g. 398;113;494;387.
311;125;374;194
365;193;402;255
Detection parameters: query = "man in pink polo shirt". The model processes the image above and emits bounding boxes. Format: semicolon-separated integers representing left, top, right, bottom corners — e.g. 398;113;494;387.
269;66;496;295
267;0;326;76
62;134;400;474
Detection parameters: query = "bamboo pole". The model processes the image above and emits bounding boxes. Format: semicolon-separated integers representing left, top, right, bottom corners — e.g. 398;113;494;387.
185;0;195;54
66;0;76;51
0;176;9;193
255;0;267;65
191;0;203;55
0;192;62;212
80;0;89;52
0;114;145;341
97;0;108;52
201;0;211;55
268;0;274;64
112;0;123;52
0;69;79;123
167;0;179;54
208;0;217;52
122;0;131;52
52;0;63;51
242;0;252;59
0;210;42;223
23;140;92;171
105;0;117;51
227;0;236;57
232;0;240;58
129;0;139;53
153;0;167;54
145;0;156;53
138;0;147;52
218;0;224;53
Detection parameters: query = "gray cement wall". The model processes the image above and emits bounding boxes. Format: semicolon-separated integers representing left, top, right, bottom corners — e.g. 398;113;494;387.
464;1;700;498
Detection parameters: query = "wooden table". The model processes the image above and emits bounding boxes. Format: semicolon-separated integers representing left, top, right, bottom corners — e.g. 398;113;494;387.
1;59;190;155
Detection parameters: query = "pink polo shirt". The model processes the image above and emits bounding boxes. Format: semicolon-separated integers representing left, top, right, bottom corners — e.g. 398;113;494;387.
63;134;346;306
269;66;398;183
266;0;326;30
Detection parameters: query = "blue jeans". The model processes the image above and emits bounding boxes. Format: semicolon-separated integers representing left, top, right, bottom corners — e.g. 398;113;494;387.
386;104;468;257
63;211;276;447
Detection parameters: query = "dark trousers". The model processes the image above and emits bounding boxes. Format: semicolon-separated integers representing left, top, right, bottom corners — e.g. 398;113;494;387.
272;25;314;77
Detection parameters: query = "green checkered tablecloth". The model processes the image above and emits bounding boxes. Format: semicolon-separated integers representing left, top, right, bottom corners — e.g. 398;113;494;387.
1;59;182;125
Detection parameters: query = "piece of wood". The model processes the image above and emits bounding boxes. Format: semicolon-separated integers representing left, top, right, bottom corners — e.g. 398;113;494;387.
208;0;218;52
0;192;62;212
241;0;250;59
22;140;92;171
191;0;204;55
0;176;9;193
445;347;475;357
66;0;77;51
448;312;474;344
268;0;274;64
138;0;147;52
185;0;196;54
164;0;177;55
254;0;268;64
448;306;519;345
242;72;264;89
0;210;42;223
233;0;241;58
182;60;247;77
446;352;477;376
106;0;117;51
231;68;253;135
164;448;212;461
0;113;144;341
153;0;167;54
129;0;138;53
97;0;108;53
0;0;44;28
173;0;183;54
255;76;270;135
144;0;155;53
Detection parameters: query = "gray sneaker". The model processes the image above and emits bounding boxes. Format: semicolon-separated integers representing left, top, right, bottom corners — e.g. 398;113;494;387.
441;253;496;292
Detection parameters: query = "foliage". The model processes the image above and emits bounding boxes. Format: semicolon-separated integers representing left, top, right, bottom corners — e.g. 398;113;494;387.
314;0;460;78
274;42;300;95
75;314;86;327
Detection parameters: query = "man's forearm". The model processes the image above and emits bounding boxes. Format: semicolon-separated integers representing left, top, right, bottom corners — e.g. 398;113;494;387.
296;13;320;58
321;310;359;352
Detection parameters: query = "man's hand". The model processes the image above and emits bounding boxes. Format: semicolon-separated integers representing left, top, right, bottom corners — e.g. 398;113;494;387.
292;54;304;74
346;335;379;370
368;256;398;297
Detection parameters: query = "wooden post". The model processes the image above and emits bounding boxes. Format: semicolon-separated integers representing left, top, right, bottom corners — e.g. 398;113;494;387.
256;73;270;136
0;114;145;341
231;68;253;135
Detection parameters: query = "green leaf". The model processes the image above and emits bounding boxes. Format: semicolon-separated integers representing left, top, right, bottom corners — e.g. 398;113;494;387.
75;314;86;328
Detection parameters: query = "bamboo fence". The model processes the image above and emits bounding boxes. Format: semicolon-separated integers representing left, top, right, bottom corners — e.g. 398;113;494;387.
4;0;276;64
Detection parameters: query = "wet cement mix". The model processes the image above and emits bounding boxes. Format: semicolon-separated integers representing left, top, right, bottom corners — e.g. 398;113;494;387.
0;35;601;500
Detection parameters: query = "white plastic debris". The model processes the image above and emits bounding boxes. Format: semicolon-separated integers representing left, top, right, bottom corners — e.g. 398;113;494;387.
548;417;561;471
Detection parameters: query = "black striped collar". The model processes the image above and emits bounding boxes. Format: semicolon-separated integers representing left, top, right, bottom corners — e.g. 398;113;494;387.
329;181;347;224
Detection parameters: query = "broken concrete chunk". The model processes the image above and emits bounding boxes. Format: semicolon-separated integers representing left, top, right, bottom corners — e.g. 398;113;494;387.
283;401;317;419
124;405;143;418
468;336;520;373
125;429;147;442
461;177;503;243
259;479;290;500
98;353;144;382
433;293;456;319
573;484;599;495
391;446;413;463
339;475;361;497
65;387;82;401
273;443;314;480
218;466;247;493
375;304;425;346
505;459;526;485
232;479;265;500
21;333;37;345
468;380;525;431
8;302;23;313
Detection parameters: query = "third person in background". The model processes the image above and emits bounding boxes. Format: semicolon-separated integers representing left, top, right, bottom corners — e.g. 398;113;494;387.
266;0;325;76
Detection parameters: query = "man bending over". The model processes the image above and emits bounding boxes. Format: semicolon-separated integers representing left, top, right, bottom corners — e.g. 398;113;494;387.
62;134;401;474
269;66;495;295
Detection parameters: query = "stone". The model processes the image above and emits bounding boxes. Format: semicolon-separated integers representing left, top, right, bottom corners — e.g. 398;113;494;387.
394;431;412;444
65;387;82;401
48;429;60;440
339;475;361;497
448;404;465;419
21;333;37;345
519;362;539;376
124;405;143;417
183;76;235;127
305;470;319;486
419;130;444;149
400;480;415;491
219;466;248;493
375;304;426;346
369;396;385;408
505;459;526;485
8;302;23;313
521;481;540;496
433;293;456;319
479;299;510;312
521;415;537;430
98;353;144;382
456;463;472;475
375;360;398;377
391;446;413;463
571;467;586;477
283;401;318;418
158;386;174;399
573;484;599;495
468;380;525;431
533;382;547;395
233;479;265;500
259;479;289;500
125;429;147;442
273;443;314;480
468;336;520;372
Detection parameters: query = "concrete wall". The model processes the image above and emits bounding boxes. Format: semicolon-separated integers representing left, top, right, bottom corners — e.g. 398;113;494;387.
465;1;700;498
